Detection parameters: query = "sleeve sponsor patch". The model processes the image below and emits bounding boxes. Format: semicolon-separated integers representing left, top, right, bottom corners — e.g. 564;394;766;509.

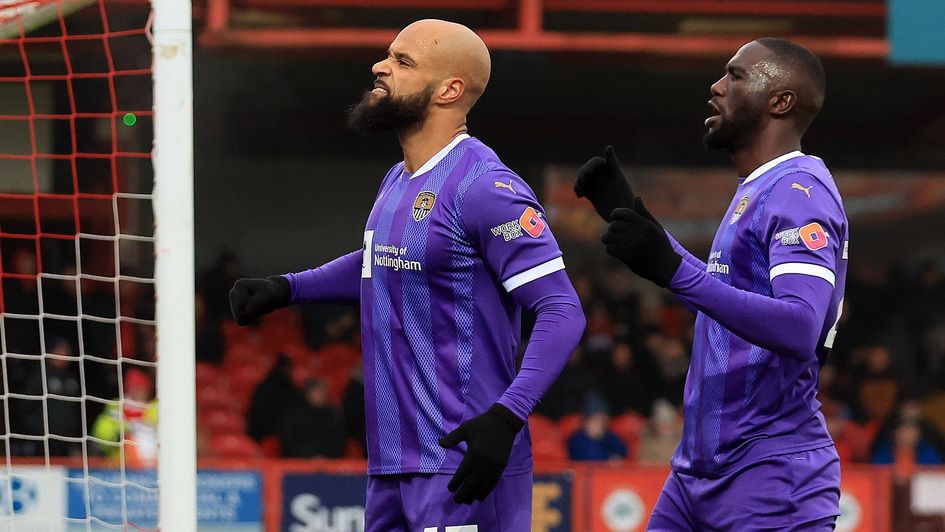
800;222;829;251
489;207;547;242
774;227;801;246
519;207;546;238
490;220;524;241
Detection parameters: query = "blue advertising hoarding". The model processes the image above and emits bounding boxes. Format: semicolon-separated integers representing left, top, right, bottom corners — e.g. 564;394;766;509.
66;469;262;531
280;471;575;532
281;473;367;532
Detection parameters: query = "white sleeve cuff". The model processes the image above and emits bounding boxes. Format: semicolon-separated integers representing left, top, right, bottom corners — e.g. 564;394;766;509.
502;257;565;292
769;262;835;286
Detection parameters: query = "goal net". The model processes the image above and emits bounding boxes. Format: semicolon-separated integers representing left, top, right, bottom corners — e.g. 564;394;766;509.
0;0;194;530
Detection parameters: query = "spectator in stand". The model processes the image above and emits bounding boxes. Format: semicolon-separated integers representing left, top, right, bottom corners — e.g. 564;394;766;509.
342;366;367;457
91;368;158;467
279;378;346;458
534;347;594;420
647;333;688;407
199;250;243;326
583;302;617;363
853;344;899;424
599;341;656;416
871;400;945;469
908;261;945;393
16;338;83;457
195;291;224;365
246;354;305;442
637;398;684;465
3;248;40;357
567;393;628;462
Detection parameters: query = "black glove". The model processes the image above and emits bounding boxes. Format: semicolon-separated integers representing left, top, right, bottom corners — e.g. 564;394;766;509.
574;145;635;222
438;403;525;504
602;198;682;287
228;276;291;326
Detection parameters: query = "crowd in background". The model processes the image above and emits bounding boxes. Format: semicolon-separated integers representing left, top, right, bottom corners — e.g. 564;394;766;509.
1;244;158;462
193;249;945;467
3;242;945;472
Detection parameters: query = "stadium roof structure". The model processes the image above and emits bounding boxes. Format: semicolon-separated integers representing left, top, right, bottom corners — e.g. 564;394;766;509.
197;0;887;59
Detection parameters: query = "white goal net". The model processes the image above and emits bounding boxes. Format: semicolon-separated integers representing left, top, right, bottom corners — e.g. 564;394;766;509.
0;0;194;529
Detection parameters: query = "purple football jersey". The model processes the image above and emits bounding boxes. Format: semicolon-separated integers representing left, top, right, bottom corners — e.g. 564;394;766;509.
360;134;565;475
673;151;849;476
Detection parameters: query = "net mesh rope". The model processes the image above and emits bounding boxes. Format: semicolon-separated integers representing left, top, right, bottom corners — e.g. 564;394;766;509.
0;0;157;529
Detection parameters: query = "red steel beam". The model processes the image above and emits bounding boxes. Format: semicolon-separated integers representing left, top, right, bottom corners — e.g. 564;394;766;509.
544;0;886;17
235;0;513;8
207;0;230;33
200;28;887;58
226;0;884;17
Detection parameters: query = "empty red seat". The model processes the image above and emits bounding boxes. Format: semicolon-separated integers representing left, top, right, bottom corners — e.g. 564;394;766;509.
529;414;566;462
610;412;646;450
259;435;281;458
558;413;583;438
210;433;261;459
195;362;222;388
196;384;238;412
200;409;246;435
532;437;567;462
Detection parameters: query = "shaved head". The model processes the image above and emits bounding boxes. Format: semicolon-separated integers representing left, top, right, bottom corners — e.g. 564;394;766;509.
396;19;492;109
752;38;826;133
348;19;491;135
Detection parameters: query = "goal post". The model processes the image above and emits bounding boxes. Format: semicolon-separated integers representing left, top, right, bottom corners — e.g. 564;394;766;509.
153;0;196;530
0;0;195;528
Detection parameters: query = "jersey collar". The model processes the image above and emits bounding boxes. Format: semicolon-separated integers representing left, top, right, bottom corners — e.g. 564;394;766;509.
740;150;804;185
407;133;471;180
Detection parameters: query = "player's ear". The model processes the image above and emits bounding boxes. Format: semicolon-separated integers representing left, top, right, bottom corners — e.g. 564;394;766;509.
770;89;796;117
437;77;466;106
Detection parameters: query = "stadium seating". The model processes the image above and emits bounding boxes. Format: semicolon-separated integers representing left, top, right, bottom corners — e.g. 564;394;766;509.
209;433;262;458
610;412;646;452
197;384;238;413
529;414;567;460
558;413;583;439
200;408;247;435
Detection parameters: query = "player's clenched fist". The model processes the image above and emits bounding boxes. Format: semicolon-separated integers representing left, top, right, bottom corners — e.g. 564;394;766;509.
602;198;682;288
574;145;635;222
228;276;291;326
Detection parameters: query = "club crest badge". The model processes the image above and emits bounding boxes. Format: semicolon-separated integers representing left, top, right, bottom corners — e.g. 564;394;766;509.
412;191;436;222
729;195;750;224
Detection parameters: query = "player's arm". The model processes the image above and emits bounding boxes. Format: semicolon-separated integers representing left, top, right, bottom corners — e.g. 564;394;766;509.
666;230;708;272
498;270;585;415
457;169;585;417
229;250;361;326
283;249;362;304
602;178;843;361
669;260;833;361
439;169;585;503
662;230;705;315
229;163;403;325
668;176;844;360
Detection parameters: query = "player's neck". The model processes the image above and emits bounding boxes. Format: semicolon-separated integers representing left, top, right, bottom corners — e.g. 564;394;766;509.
399;118;468;173
730;135;802;178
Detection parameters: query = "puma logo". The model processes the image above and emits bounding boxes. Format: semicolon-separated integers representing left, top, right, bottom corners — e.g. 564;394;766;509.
791;183;813;198
494;180;515;194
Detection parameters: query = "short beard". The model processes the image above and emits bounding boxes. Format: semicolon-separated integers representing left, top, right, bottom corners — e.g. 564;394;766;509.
346;84;434;135
702;101;765;152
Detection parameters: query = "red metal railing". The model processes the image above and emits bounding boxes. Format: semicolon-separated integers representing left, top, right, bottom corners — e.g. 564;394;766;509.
200;0;888;58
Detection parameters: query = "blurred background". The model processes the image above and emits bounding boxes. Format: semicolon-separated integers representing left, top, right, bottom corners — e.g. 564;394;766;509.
2;0;945;530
